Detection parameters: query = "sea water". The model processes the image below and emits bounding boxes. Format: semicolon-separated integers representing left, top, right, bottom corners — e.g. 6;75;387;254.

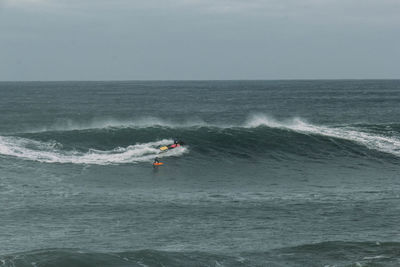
1;80;400;266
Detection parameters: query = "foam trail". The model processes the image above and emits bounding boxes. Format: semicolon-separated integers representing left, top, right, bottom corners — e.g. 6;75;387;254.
0;137;186;165
245;114;400;157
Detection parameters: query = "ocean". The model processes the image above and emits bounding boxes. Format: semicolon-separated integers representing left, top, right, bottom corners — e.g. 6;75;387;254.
1;80;400;266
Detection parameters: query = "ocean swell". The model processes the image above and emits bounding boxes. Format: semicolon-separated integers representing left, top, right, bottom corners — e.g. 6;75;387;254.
0;115;399;165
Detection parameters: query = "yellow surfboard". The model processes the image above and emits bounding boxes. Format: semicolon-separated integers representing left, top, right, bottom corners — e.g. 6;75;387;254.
160;146;168;151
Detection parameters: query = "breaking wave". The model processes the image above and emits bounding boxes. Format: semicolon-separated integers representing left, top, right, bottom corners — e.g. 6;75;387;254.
0;115;399;164
243;114;400;157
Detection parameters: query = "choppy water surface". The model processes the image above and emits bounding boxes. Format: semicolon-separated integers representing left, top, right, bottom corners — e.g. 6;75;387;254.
1;80;400;266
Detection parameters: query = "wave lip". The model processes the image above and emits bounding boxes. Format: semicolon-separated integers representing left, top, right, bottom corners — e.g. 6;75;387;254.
29;117;210;133
0;137;186;165
243;114;400;157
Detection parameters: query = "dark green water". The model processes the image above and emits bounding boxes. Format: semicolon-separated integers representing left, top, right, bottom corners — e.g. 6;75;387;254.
1;80;400;266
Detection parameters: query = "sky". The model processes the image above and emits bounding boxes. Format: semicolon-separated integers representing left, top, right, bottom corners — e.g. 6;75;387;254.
0;0;399;81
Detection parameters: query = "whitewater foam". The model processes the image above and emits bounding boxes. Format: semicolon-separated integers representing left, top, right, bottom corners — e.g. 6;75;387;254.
244;114;400;157
0;137;186;165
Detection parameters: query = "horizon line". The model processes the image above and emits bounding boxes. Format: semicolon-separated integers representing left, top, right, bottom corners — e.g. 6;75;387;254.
1;78;400;83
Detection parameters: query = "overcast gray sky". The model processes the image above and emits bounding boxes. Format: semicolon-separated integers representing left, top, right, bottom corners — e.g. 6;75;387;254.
0;0;399;81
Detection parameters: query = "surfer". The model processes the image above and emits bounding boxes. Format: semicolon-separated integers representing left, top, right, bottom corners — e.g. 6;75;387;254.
169;139;184;149
160;139;185;151
153;157;164;167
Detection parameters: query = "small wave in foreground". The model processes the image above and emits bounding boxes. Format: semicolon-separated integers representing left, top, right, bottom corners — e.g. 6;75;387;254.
1;241;399;267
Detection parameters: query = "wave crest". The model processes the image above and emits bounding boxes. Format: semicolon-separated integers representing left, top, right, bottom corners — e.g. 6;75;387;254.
244;114;400;157
30;117;209;132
